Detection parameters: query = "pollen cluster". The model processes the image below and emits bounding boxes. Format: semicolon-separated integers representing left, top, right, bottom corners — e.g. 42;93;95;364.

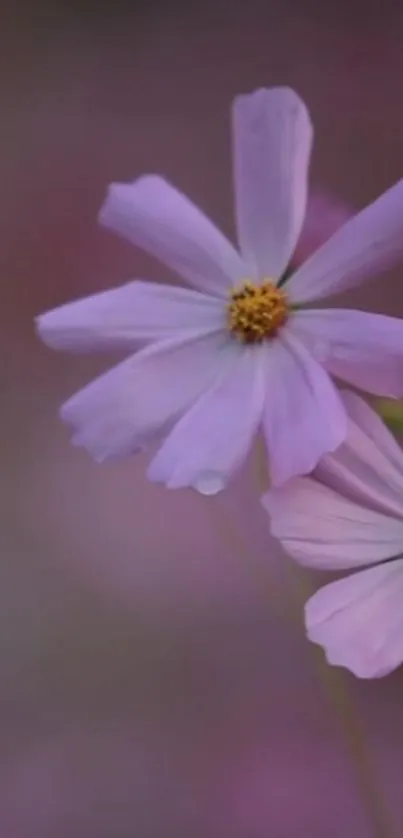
227;280;288;343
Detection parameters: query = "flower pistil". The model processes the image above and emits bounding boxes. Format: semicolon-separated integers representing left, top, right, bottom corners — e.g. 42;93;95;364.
227;280;289;343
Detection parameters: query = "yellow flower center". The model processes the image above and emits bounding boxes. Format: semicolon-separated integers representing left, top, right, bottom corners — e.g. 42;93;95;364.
227;280;289;343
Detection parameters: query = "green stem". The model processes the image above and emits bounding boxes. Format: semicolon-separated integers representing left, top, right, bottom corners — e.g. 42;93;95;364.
208;448;396;838
283;558;395;838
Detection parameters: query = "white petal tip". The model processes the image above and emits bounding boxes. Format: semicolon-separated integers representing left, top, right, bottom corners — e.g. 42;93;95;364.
35;313;48;337
312;641;392;679
191;471;227;495
235;86;303;104
147;466;228;494
35;314;60;351
98;175;164;230
98;182;126;229
306;615;397;680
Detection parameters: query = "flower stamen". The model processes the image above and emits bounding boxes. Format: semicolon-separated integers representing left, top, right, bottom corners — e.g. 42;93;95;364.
227;280;288;343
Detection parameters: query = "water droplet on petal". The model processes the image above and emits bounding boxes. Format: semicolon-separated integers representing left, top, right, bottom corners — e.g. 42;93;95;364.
192;471;226;496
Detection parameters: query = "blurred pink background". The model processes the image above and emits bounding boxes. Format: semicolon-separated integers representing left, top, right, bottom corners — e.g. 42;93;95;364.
2;1;403;835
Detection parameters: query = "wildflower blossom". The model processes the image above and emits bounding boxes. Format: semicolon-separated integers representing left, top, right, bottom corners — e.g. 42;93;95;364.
37;88;403;491
264;391;403;677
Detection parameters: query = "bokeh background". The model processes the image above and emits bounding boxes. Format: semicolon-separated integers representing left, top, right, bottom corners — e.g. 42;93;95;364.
2;0;403;835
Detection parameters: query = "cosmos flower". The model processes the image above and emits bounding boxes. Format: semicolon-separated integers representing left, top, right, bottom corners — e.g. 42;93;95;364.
37;87;403;491
264;391;403;678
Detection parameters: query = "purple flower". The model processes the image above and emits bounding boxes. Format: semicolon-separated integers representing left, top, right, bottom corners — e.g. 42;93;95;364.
264;391;403;678
37;88;403;491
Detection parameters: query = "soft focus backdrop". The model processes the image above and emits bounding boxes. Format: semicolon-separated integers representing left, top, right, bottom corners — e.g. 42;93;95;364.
2;1;403;835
